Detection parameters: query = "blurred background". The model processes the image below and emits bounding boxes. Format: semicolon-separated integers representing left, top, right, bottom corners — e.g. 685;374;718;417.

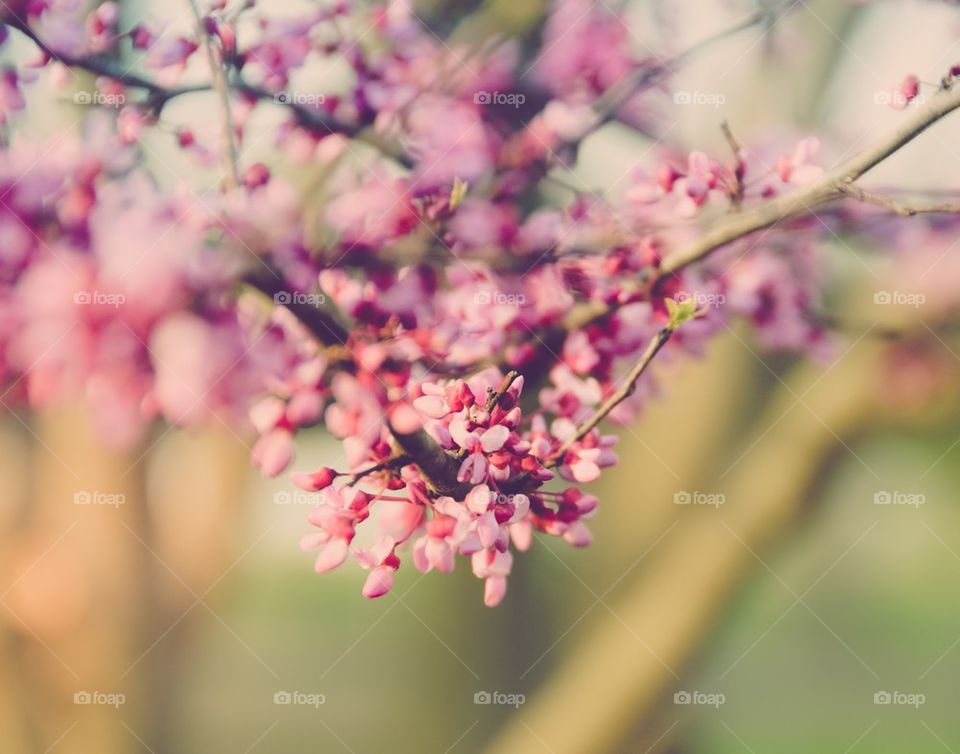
3;0;960;752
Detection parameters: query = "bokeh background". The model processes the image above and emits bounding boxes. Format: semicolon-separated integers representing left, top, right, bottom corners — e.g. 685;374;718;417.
3;0;960;752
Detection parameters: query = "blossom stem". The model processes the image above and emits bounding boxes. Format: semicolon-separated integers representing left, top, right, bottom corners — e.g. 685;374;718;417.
549;327;672;464
345;455;411;487
188;0;240;189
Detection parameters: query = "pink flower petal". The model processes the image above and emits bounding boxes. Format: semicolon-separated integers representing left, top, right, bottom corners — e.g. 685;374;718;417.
483;575;507;607
362;566;395;598
480;424;509;452
413;394;450;419
313;538;349;573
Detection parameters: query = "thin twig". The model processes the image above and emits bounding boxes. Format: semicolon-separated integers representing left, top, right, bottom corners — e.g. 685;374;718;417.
590;11;769;130
838;183;960;216
721;119;746;210
7;20;368;141
8;18;204;104
485;370;520;412
549;327;672;463
345;455;411;487
188;0;240;189
658;83;960;276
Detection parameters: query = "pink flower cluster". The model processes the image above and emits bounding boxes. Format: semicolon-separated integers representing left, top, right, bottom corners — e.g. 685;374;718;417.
0;0;958;604
297;371;605;605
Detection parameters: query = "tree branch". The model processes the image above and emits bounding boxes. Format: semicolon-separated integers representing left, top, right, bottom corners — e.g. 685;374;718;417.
7;19;367;141
387;423;470;498
243;273;350;346
838;183;960;216
344;454;411;487
658;82;960;276
549;328;671;463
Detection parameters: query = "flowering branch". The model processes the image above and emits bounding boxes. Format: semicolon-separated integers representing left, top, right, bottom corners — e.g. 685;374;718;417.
838;183;960;216
6;18;368;140
7;18;202;104
659;82;960;276
386;420;471;498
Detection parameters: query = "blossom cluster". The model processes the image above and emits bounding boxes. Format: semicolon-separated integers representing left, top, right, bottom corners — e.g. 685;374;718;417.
0;0;958;605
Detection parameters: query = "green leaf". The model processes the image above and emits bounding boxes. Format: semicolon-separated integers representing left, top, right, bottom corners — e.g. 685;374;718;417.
450;177;469;209
665;296;703;330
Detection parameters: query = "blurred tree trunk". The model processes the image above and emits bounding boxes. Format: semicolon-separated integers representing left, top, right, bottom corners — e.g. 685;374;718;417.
0;407;249;754
483;336;884;754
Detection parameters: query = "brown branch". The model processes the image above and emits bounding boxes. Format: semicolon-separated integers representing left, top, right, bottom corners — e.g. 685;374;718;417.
721;119;746;210
344;455;411;487
549;327;672;463
188;0;240;189
7;19;368;141
838;183;960;216
589;11;769;132
243;273;350;346
486;370;520;412
386;422;470;498
658;82;960;276
8;18;204;104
